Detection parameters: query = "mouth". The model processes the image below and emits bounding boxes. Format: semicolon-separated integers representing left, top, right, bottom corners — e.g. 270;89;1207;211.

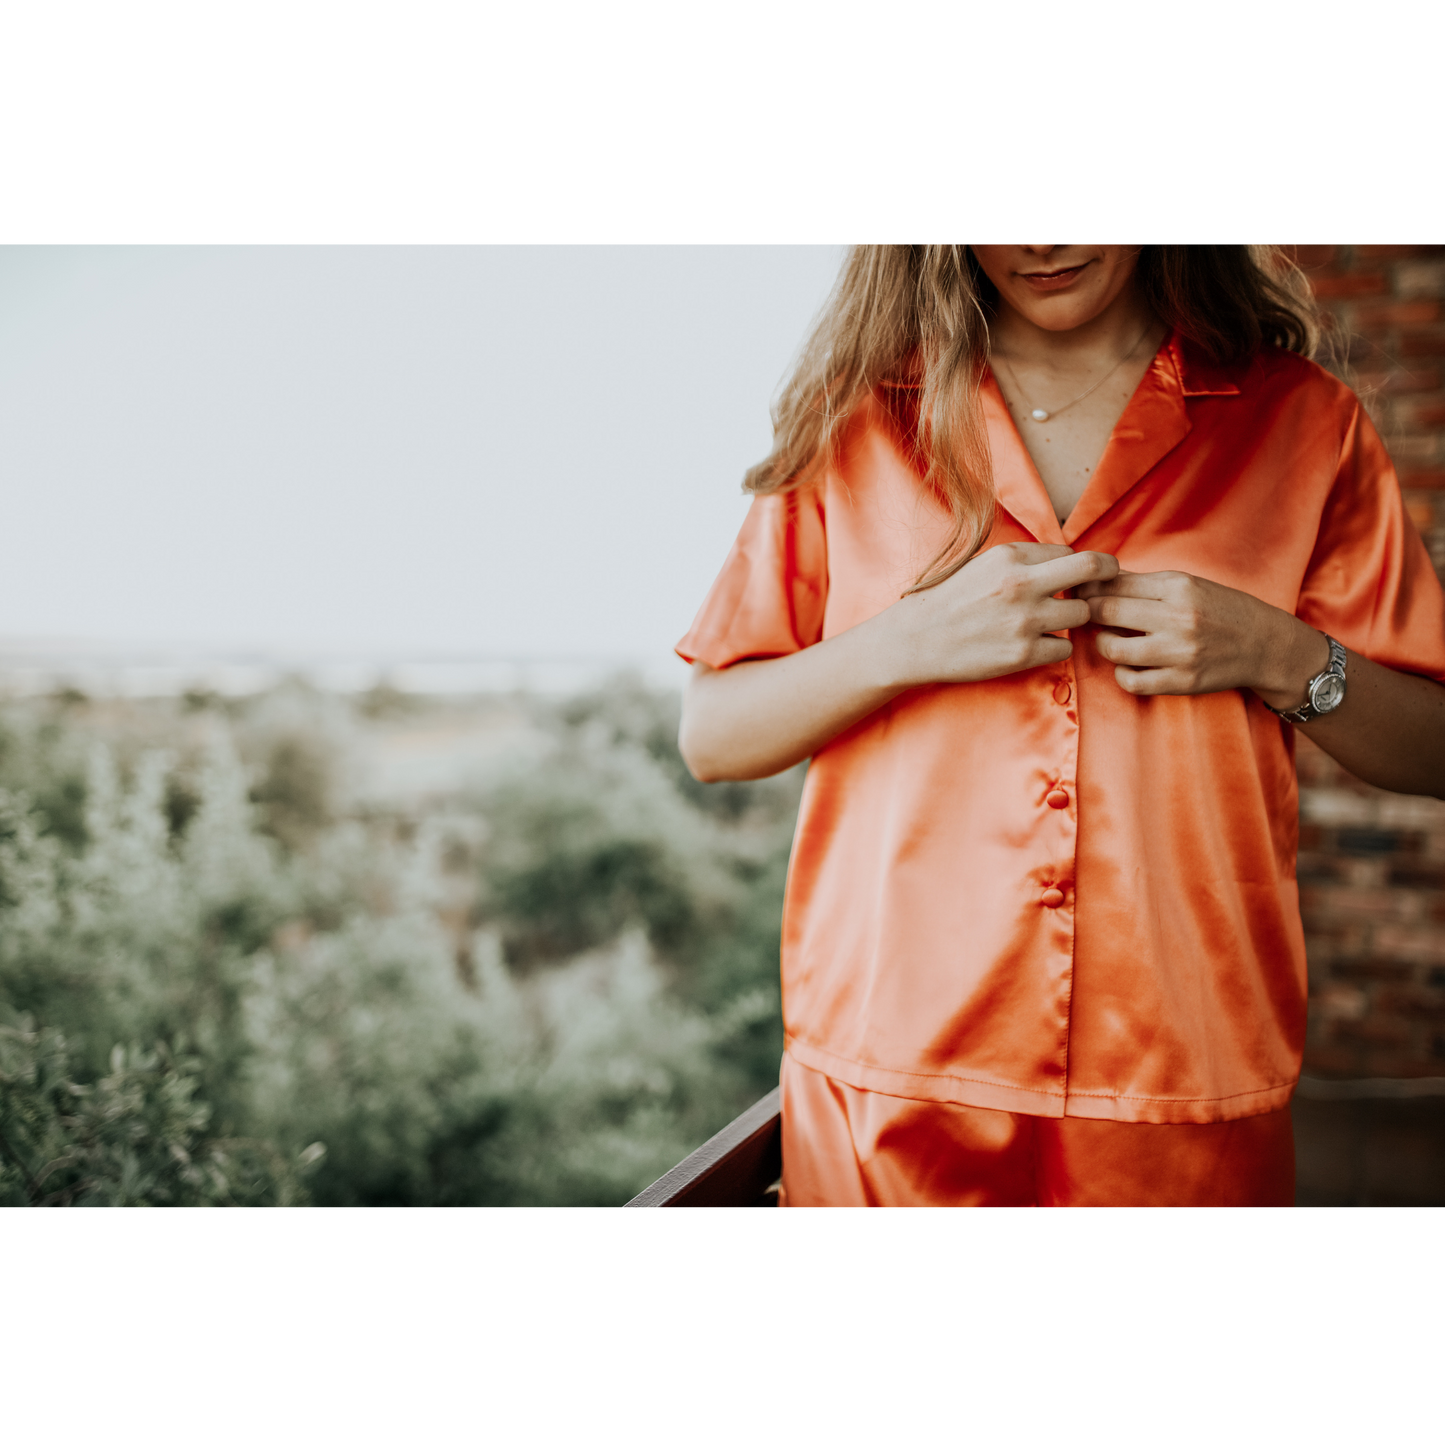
1018;262;1091;292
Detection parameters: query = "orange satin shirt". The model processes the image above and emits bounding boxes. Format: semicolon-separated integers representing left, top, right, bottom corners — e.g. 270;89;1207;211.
677;334;1445;1125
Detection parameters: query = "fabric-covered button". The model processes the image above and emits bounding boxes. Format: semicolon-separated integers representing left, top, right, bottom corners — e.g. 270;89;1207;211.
1052;679;1072;705
1046;789;1070;809
1040;887;1065;908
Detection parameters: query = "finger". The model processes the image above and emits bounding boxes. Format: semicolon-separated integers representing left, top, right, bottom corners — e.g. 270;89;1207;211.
984;542;1075;566
1095;629;1182;668
1038;597;1091;633
1113;665;1196;696
1031;636;1074;666
1087;595;1174;631
1024;550;1120;597
1075;570;1187;602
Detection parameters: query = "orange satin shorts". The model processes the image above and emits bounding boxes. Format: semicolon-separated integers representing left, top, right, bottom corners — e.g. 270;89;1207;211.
779;1052;1296;1207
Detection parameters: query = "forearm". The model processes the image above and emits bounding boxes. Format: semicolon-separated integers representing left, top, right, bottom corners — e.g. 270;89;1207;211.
1086;570;1445;800
680;543;1116;782
1291;655;1445;799
679;614;906;781
1255;615;1445;799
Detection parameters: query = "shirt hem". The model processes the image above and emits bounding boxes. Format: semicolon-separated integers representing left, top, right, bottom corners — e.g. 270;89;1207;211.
785;1039;1299;1126
786;1039;1069;1119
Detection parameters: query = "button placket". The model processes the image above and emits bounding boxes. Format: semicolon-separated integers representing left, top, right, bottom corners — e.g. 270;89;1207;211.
1038;669;1079;917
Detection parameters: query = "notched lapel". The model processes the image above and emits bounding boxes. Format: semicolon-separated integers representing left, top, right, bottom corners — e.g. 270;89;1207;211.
1061;336;1195;544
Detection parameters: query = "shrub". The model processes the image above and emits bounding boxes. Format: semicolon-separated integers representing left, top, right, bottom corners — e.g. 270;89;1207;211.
0;678;802;1205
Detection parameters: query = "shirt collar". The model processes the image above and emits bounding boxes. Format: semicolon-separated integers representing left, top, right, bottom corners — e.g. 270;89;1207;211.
1173;332;1245;398
988;329;1245;545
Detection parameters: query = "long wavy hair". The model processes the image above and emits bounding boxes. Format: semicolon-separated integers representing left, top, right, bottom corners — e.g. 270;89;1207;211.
744;245;1322;591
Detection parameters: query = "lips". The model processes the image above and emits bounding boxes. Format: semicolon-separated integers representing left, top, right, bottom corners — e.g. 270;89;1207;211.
1019;263;1090;292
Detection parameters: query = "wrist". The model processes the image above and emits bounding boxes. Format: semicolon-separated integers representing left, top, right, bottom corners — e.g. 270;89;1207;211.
1252;614;1332;712
869;595;931;692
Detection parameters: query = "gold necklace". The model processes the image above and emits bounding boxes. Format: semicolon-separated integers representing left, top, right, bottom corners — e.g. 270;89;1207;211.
992;323;1152;423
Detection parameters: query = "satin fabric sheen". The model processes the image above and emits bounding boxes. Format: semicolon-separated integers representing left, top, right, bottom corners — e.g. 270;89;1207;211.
779;1053;1296;1206
677;334;1445;1132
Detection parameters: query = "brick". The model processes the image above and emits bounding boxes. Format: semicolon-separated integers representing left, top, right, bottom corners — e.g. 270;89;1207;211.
1374;796;1445;830
1350;372;1390;396
1356;340;1403;367
1397;400;1445;429
1373;923;1445;960
1389;863;1445;890
1405;498;1436;532
1302;1044;1363;1075
1375;984;1445;1019
1301;884;1382;918
1336;1017;1415;1048
1355;245;1445;261
1352;300;1441;329
1304;938;1373;972
1345;859;1392;891
1308;272;1389;299
1283;245;1339;270
1333;958;1416;982
1398;261;1445;298
1337;828;1403;857
1389;435;1441;464
1341;892;1408;927
1398;329;1445;359
1315;983;1369;1020
1383;368;1441;394
1401;470;1445;490
1300;787;1380;827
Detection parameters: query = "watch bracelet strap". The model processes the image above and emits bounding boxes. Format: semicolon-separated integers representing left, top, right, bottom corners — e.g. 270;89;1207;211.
1269;635;1347;724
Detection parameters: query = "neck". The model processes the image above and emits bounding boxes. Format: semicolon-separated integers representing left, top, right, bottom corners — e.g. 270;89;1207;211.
990;280;1161;368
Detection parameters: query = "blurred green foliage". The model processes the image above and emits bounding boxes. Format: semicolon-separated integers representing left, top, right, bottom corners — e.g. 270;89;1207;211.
0;677;803;1205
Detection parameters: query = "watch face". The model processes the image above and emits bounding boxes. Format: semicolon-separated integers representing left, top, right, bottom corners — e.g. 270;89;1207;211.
1312;674;1346;713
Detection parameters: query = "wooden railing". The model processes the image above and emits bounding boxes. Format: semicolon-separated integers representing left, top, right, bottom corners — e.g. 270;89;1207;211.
626;1086;781;1206
628;1074;1445;1206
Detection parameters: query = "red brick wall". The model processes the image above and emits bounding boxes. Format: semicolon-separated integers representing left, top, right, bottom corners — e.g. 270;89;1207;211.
1284;245;1445;1080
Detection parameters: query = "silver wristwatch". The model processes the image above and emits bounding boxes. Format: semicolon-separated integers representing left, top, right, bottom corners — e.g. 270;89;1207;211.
1269;635;1347;724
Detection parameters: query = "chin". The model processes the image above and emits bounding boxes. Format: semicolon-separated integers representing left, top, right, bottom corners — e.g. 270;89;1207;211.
1013;295;1110;332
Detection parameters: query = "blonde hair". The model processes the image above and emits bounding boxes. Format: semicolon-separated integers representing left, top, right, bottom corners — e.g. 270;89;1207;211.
745;245;1321;591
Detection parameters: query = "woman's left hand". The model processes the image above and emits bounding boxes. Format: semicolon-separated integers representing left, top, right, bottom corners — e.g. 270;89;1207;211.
1076;570;1329;708
1077;568;1445;798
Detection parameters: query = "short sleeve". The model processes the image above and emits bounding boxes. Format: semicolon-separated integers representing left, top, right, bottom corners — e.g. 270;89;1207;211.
675;486;829;669
1296;401;1445;685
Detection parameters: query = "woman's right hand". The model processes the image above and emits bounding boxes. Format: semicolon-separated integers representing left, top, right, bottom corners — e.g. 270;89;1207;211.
880;543;1120;689
680;542;1118;782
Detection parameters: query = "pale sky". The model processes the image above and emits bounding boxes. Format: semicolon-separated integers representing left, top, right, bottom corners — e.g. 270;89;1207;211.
0;246;843;673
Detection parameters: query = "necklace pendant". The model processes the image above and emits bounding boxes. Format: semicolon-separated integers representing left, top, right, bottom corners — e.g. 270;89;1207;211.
1031;408;1049;422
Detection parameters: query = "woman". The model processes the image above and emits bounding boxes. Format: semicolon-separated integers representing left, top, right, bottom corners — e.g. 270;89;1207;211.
675;246;1445;1207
